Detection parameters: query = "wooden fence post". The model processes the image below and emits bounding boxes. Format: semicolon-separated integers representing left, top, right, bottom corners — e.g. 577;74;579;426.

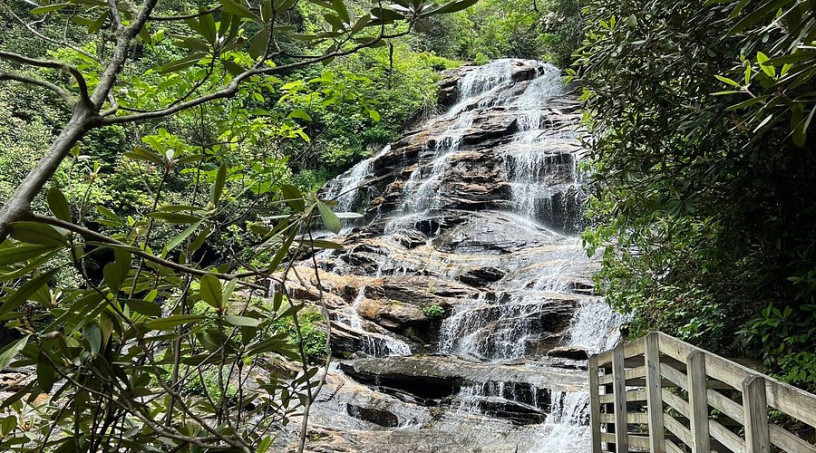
686;351;710;453
743;375;770;453
589;355;602;453
644;333;665;453
612;344;628;452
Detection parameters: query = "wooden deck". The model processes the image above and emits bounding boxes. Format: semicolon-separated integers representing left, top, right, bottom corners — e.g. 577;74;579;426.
588;332;816;453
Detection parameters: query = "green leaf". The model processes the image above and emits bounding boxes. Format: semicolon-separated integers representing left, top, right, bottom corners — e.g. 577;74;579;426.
288;109;313;122
0;415;16;436
157;52;208;74
316;202;341;233
47;187;71;222
96;205;123;225
144;314;206;330
304;239;344;250
249;28;270;59
257;436;272;453
221;0;256;19
757;51;776;77
423;0;479;16
0;336;29;370
9;222;67;246
331;0;349;23
165;221;203;254
103;262;123;293
37;358;57;393
125;299;162;317
368;109;381;122
371;7;404;21
31;3;68;14
198;9;217;43
125;147;165;164
85;323;102;356
224;315;261;327
222;279;238;303
88;11;108;33
0;269;59;316
147;212;202;224
211;163;228;205
200;274;222;309
714;75;740;88
0;244;60;266
281;184;305;211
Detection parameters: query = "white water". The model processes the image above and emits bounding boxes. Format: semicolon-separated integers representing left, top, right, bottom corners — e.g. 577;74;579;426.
568;299;631;355
324;145;392;213
313;60;622;451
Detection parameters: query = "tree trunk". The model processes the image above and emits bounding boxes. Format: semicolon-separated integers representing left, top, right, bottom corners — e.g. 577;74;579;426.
0;106;95;241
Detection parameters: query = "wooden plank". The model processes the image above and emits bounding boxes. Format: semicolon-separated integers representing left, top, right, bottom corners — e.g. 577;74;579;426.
658;332;816;427
769;425;816;453
601;412;649;424
709;419;746;453
600;388;647;403
664;413;693;447
612;344;628;452
601;433;651;449
624;336;645;358
662;389;690;418
764;379;816;428
599;366;646;385
742;376;770;453
686;351;711;453
665;439;685;453
591;333;816;453
596;350;613;367
645;332;666;453
661;362;687;390
705;388;743;424
589;355;602;453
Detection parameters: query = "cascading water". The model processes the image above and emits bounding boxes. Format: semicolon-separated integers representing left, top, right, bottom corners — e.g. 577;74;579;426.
324;145;392;214
298;59;623;452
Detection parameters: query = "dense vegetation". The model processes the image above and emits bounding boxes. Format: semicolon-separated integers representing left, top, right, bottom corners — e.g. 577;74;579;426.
0;0;570;451
577;0;816;391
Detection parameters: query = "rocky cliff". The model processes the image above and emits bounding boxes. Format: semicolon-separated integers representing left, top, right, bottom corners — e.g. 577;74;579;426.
282;60;624;452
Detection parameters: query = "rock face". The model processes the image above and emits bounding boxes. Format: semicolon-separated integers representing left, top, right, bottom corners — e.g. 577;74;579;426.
285;60;624;452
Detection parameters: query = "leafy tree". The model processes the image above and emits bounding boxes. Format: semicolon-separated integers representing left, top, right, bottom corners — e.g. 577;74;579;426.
0;0;478;451
576;0;816;389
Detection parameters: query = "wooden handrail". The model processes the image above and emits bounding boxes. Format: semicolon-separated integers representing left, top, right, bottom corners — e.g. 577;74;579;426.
589;332;816;453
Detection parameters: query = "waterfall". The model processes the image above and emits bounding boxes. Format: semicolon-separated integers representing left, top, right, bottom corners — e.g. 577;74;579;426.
304;60;623;452
324;145;392;213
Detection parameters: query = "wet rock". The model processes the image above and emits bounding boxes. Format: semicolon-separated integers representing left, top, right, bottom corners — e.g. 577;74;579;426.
548;346;590;361
458;267;506;287
346;403;400;427
339;355;585;398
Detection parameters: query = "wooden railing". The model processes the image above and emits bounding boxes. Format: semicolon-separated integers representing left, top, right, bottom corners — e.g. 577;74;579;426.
588;332;816;453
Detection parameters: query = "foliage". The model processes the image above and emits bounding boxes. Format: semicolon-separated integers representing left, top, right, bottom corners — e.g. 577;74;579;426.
576;0;816;390
421;0;584;65
422;303;445;319
0;0;478;451
270;307;328;364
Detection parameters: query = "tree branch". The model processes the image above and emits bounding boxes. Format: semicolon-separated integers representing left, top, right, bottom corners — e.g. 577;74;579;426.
100;30;411;125
0;50;92;107
0;72;73;104
148;6;222;21
25;213;278;290
107;0;125;30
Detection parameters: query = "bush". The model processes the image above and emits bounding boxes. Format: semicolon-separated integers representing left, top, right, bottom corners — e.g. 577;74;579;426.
423;304;445;319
